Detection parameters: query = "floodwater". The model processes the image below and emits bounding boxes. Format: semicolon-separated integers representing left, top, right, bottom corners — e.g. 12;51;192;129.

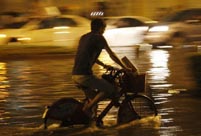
0;46;201;136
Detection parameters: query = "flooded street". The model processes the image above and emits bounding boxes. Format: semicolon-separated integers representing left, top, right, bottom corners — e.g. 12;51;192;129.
0;46;201;136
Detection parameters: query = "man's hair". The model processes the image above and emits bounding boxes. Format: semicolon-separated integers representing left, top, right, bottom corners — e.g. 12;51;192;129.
91;18;106;32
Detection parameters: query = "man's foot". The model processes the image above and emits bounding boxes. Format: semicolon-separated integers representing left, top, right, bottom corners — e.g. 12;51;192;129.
96;119;104;128
86;117;97;127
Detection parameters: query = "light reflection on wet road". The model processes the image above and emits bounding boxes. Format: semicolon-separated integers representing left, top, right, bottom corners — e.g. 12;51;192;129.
0;46;201;136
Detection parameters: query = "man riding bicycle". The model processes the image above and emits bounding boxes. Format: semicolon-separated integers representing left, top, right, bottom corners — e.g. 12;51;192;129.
72;18;128;118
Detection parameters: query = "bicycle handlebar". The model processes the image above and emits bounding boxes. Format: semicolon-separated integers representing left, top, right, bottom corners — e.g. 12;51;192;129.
103;66;125;82
102;56;144;93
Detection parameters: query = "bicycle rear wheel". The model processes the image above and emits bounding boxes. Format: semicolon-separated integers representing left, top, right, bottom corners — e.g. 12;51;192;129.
129;94;158;118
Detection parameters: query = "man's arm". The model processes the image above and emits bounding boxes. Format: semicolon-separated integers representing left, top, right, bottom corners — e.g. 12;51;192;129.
96;59;105;67
104;44;127;69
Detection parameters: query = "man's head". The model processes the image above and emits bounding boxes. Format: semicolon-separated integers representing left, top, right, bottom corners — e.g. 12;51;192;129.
91;18;106;34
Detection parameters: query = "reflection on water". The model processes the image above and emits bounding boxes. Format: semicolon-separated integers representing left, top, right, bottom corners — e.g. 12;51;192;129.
149;50;170;85
0;46;201;136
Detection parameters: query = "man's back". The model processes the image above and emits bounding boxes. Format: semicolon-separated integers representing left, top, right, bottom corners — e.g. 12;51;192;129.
72;32;107;75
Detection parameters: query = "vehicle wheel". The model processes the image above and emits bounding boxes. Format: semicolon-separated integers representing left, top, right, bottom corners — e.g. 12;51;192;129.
117;98;141;124
168;35;185;48
117;94;158;124
127;94;158;118
7;38;21;45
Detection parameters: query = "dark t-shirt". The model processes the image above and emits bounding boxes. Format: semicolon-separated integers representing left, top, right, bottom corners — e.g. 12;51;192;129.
72;32;107;75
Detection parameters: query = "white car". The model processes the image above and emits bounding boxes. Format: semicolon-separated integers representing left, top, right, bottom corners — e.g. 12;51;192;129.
103;16;157;47
144;8;201;47
0;15;90;51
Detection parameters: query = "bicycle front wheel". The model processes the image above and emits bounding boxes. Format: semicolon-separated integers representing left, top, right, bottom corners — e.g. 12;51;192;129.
128;94;158;118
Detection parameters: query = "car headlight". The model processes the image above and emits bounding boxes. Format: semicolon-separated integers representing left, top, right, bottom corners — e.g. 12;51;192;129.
18;37;31;41
0;34;7;38
148;26;169;32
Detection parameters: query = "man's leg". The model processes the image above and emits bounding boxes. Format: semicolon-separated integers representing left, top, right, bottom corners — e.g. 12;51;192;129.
82;91;105;112
79;75;116;117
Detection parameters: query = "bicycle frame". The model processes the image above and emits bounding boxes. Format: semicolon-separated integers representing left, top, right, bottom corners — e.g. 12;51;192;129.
95;87;139;126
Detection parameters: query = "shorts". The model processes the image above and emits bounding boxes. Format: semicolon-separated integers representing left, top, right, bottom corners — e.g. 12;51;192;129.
72;75;117;99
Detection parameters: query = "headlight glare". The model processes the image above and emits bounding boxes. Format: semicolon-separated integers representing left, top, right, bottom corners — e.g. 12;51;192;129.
0;34;7;38
149;26;169;32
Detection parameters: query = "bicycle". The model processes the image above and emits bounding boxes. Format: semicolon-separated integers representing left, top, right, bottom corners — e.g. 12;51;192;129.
42;56;158;129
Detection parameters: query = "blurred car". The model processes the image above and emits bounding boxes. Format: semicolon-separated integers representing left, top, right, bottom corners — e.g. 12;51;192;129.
0;15;90;51
103;16;157;47
144;8;201;47
0;11;28;27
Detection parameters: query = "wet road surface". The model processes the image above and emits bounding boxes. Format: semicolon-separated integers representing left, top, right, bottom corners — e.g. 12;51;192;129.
0;46;201;136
